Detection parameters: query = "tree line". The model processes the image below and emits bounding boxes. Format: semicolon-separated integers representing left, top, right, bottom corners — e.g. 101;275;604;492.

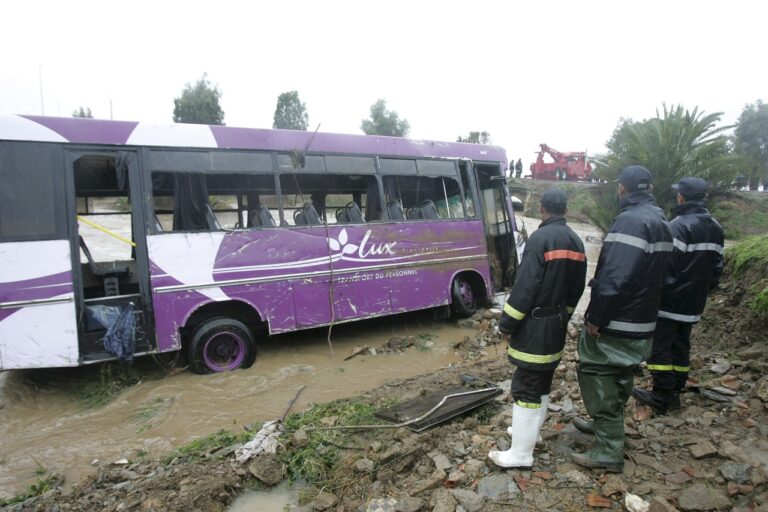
71;74;767;203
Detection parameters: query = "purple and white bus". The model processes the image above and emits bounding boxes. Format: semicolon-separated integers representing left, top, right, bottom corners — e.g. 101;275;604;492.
0;115;521;373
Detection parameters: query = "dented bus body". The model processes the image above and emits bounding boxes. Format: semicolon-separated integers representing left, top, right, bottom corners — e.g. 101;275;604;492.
0;115;520;373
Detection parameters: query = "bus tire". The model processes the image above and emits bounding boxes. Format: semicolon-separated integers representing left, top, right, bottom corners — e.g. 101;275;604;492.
451;276;477;318
187;318;256;374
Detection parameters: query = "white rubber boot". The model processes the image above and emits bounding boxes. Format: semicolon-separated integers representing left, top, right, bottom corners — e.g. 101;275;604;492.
489;404;542;469
508;395;548;444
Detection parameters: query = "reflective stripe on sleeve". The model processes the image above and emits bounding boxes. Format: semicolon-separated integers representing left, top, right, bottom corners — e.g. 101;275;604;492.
515;400;542;409
658;310;701;323
504;303;526;320
543;250;586;262
673;365;690;372
604;233;673;253
647;364;674;371
672;239;724;254
507;346;563;364
605;320;657;332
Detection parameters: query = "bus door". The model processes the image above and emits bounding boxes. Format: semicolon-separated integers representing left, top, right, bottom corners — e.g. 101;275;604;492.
0;142;79;370
473;162;517;292
66;150;154;363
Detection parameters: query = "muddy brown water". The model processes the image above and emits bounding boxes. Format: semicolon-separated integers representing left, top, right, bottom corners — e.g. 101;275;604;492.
0;216;603;499
0;311;484;497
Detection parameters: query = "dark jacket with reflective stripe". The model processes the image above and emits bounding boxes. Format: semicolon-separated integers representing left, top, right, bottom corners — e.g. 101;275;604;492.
586;191;672;339
499;216;587;369
658;201;724;323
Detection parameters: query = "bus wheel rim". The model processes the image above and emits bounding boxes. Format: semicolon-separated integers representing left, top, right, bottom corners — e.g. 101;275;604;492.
203;331;245;371
459;281;474;307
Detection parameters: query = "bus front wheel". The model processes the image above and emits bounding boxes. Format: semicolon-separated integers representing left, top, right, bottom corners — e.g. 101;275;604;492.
187;318;257;374
451;276;478;318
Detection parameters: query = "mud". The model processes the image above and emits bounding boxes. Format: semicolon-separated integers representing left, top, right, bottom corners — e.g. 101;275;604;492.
0;311;471;498
0;215;604;500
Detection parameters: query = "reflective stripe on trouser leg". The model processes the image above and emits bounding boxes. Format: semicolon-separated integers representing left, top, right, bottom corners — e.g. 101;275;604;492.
577;363;630;463
649;318;676;397
671;321;693;393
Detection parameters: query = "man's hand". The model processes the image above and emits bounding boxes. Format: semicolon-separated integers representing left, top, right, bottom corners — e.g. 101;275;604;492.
585;321;601;338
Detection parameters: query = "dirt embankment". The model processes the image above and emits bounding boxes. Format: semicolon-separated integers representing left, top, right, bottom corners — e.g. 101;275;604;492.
5;240;768;512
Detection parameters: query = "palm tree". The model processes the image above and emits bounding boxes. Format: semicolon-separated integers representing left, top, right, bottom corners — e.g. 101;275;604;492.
589;105;738;228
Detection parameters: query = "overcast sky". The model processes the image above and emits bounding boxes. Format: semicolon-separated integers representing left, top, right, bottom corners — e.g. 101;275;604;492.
1;1;765;166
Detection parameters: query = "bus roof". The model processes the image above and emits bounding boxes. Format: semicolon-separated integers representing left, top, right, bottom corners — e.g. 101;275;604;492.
0;114;507;166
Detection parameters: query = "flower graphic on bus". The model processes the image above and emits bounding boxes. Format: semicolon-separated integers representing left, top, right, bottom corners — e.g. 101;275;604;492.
327;228;397;260
327;228;359;255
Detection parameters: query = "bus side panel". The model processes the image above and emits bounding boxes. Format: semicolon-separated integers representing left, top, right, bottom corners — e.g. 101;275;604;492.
384;221;491;312
0;240;79;370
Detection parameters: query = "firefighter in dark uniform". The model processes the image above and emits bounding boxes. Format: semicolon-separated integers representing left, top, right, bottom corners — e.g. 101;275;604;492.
570;165;672;472
632;177;724;413
489;188;587;469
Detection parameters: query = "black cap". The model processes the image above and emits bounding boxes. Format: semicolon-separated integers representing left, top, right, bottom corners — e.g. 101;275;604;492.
618;165;652;193
672;176;708;200
541;187;568;215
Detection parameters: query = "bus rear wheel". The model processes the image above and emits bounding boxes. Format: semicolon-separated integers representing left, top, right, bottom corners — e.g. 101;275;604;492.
451;276;478;318
187;318;256;374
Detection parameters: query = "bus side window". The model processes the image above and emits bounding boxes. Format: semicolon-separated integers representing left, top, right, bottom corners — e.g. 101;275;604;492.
151;172;278;232
279;173;378;226
382;175;464;221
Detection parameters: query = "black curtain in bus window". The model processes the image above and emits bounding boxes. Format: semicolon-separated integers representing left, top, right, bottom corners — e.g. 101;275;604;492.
150;172;217;232
173;174;212;231
0;142;65;240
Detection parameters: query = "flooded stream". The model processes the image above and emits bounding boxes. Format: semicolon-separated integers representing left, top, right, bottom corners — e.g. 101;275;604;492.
0;216;603;499
0;310;479;497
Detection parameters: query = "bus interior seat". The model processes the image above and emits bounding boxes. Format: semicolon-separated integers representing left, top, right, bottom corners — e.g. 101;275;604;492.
387;200;405;221
336;207;349;224
345;201;364;223
79;236;130;296
419;199;439;219
293;209;307;225
204;204;222;230
300;203;322;225
406;207;421;220
249;205;276;227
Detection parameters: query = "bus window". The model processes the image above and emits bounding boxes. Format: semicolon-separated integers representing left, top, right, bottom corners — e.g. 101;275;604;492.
382;175;465;220
279;173;380;226
151;172;278;232
0;142;66;241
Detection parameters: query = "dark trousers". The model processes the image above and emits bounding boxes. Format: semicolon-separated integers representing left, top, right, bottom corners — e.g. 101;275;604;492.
648;317;693;401
510;365;556;407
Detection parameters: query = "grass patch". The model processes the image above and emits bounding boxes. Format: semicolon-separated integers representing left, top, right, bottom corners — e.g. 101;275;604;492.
710;192;768;240
0;473;61;506
131;397;174;432
162;429;252;464
473;402;500;425
282;399;383;485
74;363;145;408
725;235;768;317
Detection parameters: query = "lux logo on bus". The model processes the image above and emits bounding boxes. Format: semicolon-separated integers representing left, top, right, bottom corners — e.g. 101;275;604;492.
327;229;397;258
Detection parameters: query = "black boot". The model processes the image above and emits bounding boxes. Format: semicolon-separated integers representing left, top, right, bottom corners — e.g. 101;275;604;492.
668;392;681;411
631;388;669;415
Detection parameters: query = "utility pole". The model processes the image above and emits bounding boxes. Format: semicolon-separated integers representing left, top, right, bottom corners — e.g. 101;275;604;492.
38;64;45;115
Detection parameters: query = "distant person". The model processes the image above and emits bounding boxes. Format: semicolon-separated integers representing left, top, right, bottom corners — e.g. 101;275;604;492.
632;177;724;413
570;165;672;473
489;188;587;469
515;158;523;178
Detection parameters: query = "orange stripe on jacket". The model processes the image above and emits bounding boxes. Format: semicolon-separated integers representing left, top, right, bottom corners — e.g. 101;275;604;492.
543;250;586;262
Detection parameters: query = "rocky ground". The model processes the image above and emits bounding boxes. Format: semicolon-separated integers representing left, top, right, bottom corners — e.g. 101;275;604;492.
4;306;767;512
4;259;768;512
